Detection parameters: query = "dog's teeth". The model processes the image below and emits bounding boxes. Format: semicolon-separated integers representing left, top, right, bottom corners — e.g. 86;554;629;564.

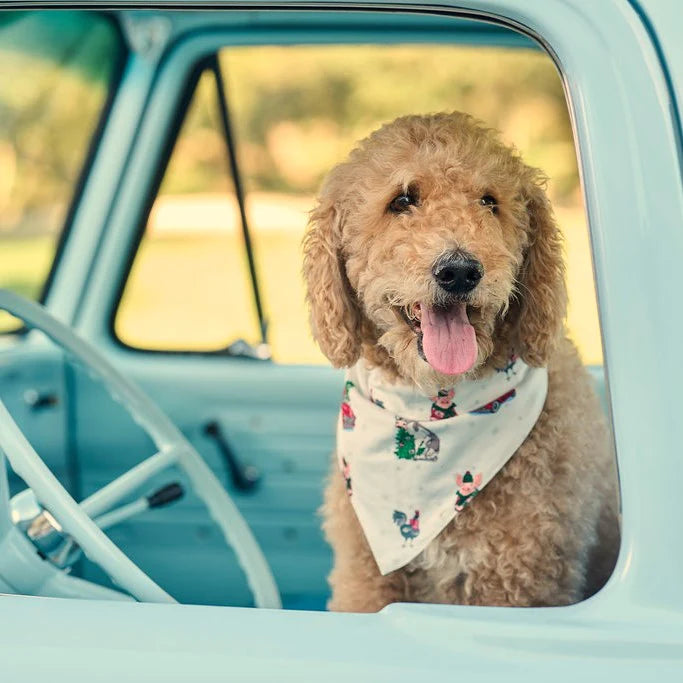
405;306;418;323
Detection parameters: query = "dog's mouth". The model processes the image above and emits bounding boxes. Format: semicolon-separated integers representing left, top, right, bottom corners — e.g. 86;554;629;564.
399;301;478;376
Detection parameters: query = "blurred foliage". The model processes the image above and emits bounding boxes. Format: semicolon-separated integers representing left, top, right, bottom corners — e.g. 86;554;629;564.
158;71;230;197
161;45;580;205
219;45;579;204
0;11;121;332
0;23;582;239
0;12;120;237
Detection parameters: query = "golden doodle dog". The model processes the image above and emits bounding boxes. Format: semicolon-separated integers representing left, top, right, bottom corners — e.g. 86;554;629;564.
303;112;619;611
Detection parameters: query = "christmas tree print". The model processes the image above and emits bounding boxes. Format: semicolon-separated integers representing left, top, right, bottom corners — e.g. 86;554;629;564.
393;417;439;461
394;419;424;459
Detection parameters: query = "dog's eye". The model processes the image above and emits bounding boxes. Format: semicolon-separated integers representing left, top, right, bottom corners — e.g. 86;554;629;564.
479;194;498;214
388;191;418;214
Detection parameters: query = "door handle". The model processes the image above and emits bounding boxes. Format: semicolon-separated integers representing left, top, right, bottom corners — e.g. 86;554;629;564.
23;389;59;411
203;420;261;492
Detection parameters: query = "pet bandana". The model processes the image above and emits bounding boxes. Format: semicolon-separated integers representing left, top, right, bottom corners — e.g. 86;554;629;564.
337;355;548;575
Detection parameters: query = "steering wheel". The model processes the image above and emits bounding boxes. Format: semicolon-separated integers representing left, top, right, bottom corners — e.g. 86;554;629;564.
0;290;281;608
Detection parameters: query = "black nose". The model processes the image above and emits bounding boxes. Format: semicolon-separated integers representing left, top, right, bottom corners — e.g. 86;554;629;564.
432;252;484;295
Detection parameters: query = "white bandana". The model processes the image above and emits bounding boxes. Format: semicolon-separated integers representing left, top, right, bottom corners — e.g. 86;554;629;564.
336;355;548;575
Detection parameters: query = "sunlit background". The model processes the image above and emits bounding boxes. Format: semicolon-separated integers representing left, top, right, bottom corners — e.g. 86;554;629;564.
0;15;602;365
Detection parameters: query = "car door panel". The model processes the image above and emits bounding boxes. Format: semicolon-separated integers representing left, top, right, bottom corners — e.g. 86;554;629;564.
0;341;70;494
72;355;342;606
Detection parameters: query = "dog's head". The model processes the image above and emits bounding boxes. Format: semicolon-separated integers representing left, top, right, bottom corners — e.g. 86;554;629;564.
303;112;566;390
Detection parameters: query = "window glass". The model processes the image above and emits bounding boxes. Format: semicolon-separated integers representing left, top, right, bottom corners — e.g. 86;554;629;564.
0;11;124;331
115;44;602;366
115;70;262;351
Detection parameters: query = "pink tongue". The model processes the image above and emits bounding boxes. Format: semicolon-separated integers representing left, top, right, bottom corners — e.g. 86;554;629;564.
420;302;477;375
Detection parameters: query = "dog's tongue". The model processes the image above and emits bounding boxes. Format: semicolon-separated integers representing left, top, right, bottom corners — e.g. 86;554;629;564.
420;302;477;375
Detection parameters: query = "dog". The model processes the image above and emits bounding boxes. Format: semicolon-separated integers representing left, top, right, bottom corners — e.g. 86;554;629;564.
303;112;619;611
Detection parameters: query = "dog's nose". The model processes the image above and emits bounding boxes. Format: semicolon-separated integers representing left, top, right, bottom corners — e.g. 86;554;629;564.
432;252;483;295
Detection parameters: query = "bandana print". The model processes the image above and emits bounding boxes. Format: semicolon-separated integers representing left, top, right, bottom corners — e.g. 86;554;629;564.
336;356;548;575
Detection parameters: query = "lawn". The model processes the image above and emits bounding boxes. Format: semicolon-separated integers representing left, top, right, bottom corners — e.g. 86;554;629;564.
116;227;326;365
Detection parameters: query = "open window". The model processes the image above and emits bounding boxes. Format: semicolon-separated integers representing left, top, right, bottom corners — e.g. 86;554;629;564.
113;37;603;370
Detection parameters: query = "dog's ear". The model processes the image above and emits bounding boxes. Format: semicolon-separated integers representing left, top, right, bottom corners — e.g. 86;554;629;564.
302;176;362;368
515;171;567;366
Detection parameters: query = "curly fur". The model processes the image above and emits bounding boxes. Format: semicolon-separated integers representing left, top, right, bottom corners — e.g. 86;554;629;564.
303;112;619;610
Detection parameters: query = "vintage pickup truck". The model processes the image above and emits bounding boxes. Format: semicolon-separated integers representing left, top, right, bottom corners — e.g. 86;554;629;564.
0;0;681;679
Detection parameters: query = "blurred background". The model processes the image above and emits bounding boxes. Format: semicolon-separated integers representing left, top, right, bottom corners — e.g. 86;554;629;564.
0;16;602;365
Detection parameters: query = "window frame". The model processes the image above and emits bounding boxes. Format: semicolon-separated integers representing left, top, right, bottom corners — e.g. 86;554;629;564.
110;55;271;359
107;59;230;358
